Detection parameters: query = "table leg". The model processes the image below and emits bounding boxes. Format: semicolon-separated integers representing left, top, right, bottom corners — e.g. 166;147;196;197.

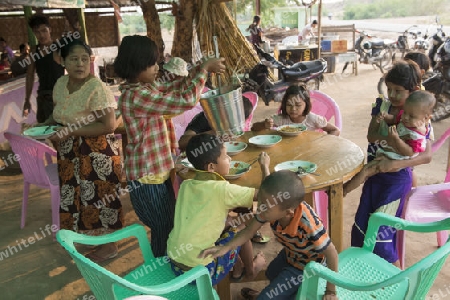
328;182;344;252
217;274;231;300
304;192;314;208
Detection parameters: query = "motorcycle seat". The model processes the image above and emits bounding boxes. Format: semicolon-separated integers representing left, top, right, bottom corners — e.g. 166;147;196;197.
289;60;325;73
370;38;385;47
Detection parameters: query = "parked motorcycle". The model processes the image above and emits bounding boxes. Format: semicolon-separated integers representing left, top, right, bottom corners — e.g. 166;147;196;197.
394;25;428;59
350;30;396;73
424;36;450;121
242;44;327;106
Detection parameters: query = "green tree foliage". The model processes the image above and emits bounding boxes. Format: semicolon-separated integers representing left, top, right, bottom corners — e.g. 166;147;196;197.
343;0;447;20
119;12;175;36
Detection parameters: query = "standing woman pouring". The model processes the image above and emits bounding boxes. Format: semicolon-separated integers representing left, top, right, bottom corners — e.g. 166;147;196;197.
43;39;123;262
113;35;225;257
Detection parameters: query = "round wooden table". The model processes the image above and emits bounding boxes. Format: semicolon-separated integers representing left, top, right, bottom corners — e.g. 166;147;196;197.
178;130;365;252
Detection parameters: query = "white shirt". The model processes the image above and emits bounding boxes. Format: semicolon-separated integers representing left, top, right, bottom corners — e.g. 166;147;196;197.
300;23;315;40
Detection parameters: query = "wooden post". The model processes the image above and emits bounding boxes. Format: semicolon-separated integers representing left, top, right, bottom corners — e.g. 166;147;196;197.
23;6;37;47
255;0;260;16
76;8;88;44
317;0;322;58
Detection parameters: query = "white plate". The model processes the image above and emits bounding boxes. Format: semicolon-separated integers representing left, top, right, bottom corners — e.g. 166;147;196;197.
23;126;58;140
224;161;251;180
180;158;194;169
224;141;248;156
274;160;318;176
248;135;282;148
276;124;307;136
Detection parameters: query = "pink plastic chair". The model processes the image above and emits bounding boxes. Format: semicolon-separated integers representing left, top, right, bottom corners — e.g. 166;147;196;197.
4;132;60;236
173;102;204;142
309;91;342;229
397;127;450;269
172;87;209;142
242;91;258;131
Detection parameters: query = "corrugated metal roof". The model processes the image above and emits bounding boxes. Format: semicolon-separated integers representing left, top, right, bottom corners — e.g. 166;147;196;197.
0;0;135;12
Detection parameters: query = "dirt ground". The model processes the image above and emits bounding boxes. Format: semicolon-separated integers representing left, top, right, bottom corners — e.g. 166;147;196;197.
1;60;450;300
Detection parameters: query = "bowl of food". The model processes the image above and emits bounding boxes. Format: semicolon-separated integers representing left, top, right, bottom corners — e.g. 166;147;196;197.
274;160;318;176
248;135;282;148
276;124;307;136
180;158;194;169
224;161;251;180
224;141;247;156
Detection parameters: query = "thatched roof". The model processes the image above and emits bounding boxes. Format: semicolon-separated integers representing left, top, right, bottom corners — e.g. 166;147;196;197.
0;0;135;13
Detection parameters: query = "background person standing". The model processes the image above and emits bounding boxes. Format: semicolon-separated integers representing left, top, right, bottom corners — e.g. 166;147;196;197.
22;14;65;123
246;15;263;46
299;20;318;41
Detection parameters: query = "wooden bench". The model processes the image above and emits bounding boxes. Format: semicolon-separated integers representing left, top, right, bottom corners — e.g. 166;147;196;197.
320;24;358;75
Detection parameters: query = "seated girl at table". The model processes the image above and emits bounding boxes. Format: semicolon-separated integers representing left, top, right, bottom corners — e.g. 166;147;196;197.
343;90;435;196
167;134;268;284
251;85;340;135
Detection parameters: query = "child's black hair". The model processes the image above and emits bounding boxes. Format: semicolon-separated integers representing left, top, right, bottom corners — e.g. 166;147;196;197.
404;51;430;73
186;133;224;171
280;85;311;117
60;39;92;59
385;60;421;92
28;14;50;29
242;96;253;120
114;35;159;82
19;43;26;53
259;170;305;210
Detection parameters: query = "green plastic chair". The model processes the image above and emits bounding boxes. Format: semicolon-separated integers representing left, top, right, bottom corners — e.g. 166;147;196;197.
297;212;450;300
56;224;219;300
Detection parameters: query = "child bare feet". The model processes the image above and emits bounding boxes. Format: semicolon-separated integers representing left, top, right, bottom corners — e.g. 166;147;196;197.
246;251;266;280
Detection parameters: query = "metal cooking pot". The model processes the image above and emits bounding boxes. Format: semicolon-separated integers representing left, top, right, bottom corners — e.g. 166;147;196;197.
200;85;245;138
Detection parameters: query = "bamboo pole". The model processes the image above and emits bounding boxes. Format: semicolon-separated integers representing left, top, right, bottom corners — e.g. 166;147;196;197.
76;8;88;44
23;6;36;47
317;0;322;58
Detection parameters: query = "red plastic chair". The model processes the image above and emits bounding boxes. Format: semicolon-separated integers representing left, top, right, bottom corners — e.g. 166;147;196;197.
242;91;258;131
4;132;60;237
397;127;450;269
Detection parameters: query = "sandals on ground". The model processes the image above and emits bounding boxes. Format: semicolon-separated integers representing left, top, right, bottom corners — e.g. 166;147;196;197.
85;244;118;263
230;268;246;282
241;287;259;300
251;230;270;244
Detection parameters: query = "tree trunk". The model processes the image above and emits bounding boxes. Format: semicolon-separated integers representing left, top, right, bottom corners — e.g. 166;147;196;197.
171;0;196;62
140;0;165;61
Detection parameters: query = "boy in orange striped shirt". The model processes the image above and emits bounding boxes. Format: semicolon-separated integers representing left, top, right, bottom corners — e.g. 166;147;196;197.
199;170;339;299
